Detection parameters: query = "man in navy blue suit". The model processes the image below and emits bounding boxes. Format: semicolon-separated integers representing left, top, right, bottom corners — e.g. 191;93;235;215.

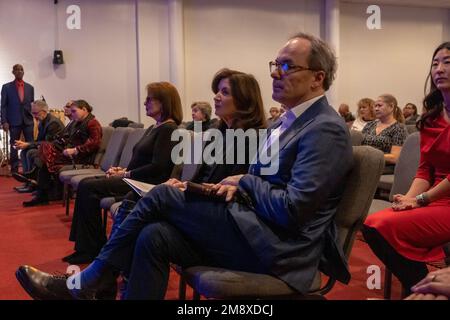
16;32;353;300
1;64;35;173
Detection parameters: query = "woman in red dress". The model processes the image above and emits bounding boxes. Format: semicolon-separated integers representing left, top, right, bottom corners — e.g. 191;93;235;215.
363;41;450;294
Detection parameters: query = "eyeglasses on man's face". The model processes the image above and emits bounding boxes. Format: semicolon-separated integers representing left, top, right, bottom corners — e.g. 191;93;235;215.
269;61;314;75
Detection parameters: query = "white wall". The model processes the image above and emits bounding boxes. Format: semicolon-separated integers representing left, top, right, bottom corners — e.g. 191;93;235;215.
339;2;449;113
183;0;322;118
136;0;171;127
0;0;139;125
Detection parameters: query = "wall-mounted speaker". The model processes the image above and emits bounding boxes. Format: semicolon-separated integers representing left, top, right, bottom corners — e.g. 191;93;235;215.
53;50;64;65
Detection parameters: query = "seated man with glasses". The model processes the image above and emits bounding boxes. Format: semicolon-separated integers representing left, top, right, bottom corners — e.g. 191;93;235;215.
12;100;64;193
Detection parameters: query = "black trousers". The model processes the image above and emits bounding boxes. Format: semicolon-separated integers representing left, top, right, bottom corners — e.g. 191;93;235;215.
362;225;428;294
69;176;132;255
36;165;60;199
96;184;267;300
9;124;34;172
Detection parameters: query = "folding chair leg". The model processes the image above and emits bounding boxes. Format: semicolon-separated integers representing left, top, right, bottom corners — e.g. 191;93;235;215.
62;183;68;206
178;275;187;300
384;267;392;299
193;290;200;300
401;285;408;299
65;187;71;216
102;208;108;235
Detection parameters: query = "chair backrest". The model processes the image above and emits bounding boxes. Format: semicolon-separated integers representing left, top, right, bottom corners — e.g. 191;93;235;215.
128;122;144;128
389;132;420;200
349;130;363;146
118;128;146;168
99;127;133;171
335;146;385;259
93;126;114;166
406;124;418;135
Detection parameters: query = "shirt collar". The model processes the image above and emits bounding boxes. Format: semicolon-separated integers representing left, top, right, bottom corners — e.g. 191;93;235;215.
15;79;24;86
279;95;324;130
288;94;324;119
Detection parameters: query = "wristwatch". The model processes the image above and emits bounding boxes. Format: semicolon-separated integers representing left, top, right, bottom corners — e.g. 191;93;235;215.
415;193;430;206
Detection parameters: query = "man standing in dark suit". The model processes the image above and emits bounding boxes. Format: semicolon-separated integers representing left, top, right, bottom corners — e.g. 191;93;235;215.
12;100;64;193
16;32;353;300
1;64;35;173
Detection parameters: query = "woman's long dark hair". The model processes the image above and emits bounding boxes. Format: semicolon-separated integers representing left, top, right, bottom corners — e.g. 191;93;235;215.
418;42;450;130
211;68;267;130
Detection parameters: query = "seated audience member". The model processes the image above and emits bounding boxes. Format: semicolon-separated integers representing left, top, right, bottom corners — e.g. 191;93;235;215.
406;267;450;300
63;82;183;264
12;100;64;193
338;103;355;128
16;32;353;300
351;98;376;131
267;106;281;127
183;101;212;132
22;100;102;207
62;100;75;128
361;94;407;174
363;42;450;295
403;102;420;125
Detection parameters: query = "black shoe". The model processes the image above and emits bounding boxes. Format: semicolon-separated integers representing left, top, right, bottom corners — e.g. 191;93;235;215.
70;270;118;300
15;265;74;300
15;185;35;193
65;252;96;265
96;274;118;300
13;183;28;192
62;252;78;263
12;172;30;184
23;196;49;207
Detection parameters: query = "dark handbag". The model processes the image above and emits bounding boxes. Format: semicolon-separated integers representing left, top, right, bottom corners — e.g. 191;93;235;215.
52;134;70;152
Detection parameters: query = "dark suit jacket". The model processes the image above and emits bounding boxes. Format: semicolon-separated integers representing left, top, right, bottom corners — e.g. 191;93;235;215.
28;113;65;149
1;81;34;126
230;96;353;293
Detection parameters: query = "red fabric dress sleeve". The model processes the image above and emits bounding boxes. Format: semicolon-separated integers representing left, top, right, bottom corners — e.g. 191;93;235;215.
414;155;433;182
414;130;433;183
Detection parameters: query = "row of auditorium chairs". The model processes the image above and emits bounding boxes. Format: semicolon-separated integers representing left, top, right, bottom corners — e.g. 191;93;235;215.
59;126;146;217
